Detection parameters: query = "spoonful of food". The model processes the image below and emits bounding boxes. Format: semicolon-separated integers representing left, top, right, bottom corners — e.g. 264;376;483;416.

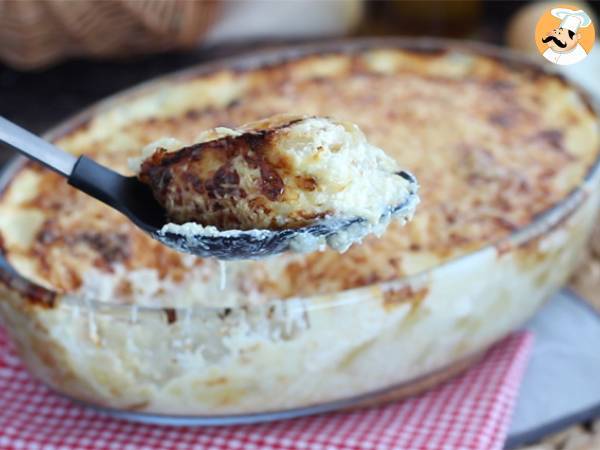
0;115;419;260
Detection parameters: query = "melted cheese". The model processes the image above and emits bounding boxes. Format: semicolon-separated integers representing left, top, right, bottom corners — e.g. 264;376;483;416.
0;48;597;306
134;115;416;231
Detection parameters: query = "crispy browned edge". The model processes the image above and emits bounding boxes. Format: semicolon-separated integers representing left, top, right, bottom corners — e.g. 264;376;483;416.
138;116;307;219
0;37;598;311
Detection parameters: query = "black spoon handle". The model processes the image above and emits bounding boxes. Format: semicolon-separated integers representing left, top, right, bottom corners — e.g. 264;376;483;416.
68;155;163;234
0;116;78;177
0;116;131;218
68;155;128;213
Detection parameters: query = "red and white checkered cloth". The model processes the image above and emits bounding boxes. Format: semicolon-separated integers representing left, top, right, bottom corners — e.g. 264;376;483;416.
0;330;532;450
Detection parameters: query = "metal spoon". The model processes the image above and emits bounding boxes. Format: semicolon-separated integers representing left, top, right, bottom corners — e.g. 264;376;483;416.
0;117;418;260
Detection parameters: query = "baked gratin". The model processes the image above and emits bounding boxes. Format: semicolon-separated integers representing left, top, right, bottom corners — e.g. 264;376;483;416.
0;48;597;304
0;42;598;417
131;114;418;253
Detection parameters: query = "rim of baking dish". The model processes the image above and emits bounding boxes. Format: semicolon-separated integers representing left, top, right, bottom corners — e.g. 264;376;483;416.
0;37;599;312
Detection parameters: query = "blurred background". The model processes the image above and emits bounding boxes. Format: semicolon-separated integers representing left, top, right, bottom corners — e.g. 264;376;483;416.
1;0;599;146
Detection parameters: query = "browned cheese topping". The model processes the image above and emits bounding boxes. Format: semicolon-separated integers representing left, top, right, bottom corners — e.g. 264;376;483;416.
0;48;597;300
134;115;414;232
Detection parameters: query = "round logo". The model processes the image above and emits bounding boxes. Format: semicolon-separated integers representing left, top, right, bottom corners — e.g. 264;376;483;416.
534;4;595;65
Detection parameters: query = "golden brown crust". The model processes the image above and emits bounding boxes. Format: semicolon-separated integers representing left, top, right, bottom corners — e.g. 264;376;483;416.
138;117;315;229
0;46;598;301
136;114;410;231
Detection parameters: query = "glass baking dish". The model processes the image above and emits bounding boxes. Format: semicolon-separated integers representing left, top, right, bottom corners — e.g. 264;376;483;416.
0;38;598;425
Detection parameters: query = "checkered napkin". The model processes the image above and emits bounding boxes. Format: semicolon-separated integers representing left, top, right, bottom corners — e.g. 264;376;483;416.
0;330;532;450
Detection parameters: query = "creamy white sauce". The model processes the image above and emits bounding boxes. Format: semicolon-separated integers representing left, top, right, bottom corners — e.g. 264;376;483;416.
160;223;272;240
160;188;419;256
219;260;227;291
83;295;99;344
130;304;139;324
288;233;327;253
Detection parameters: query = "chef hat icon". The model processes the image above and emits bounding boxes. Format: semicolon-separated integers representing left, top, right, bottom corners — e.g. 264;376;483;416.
551;8;592;33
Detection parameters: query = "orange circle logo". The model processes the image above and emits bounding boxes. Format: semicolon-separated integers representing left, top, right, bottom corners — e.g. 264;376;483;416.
534;4;595;65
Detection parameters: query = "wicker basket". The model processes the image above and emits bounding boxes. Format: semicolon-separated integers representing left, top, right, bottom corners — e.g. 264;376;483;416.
0;0;220;70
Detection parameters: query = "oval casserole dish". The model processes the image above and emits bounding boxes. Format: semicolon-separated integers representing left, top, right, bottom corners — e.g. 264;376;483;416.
0;38;599;424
